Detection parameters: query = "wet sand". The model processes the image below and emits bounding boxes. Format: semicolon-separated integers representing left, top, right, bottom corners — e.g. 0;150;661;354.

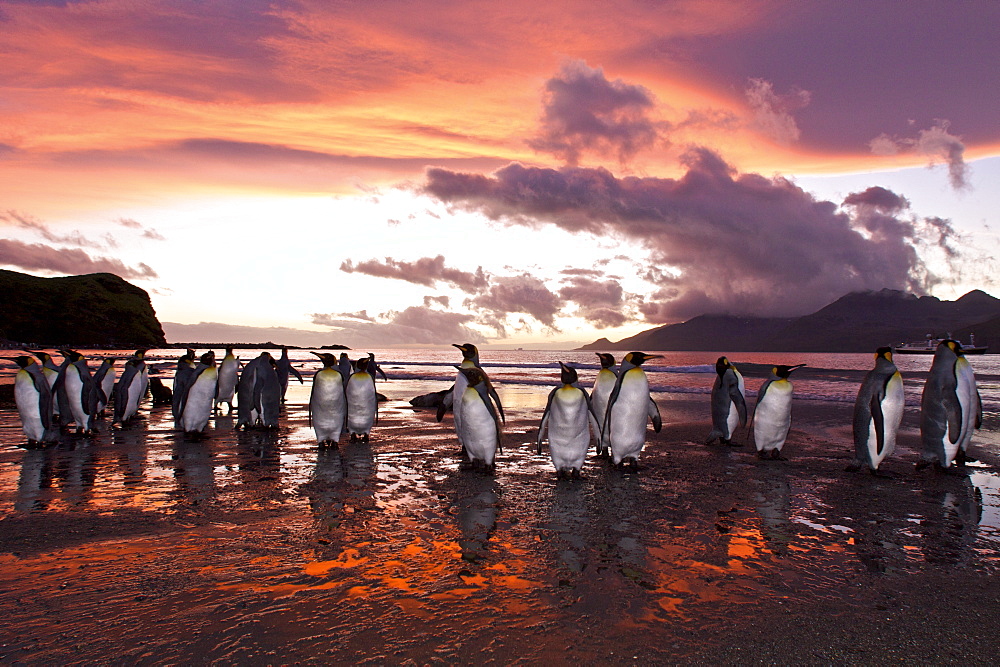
1;385;1000;664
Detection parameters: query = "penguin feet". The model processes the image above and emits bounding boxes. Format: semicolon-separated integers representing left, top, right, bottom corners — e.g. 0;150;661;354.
955;450;979;466
769;450;787;461
725;439;743;448
349;433;358;443
362;433;370;443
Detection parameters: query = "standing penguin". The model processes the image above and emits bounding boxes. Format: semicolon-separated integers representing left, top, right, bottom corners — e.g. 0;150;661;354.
752;364;806;460
236;352;281;429
310;352;347;447
93;358;116;417
437;343;504;450
171;349;198;427
457;366;503;471
346;356;378;442
10;356;58;445
918;340;982;469
367;352;389;382
338;353;354;386
215;347;240;415
113;350;148;424
849;347;904;474
178;351;218;436
602;351;663;468
27;350;61;420
705;356;747;447
538;362;599;478
56;350;100;434
591;353;617;457
275;347;304;403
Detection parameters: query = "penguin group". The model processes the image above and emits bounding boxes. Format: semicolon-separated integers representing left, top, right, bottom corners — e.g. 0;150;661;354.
2;340;985;481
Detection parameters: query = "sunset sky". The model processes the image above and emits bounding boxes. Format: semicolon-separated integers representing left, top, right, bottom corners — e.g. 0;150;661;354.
2;0;999;349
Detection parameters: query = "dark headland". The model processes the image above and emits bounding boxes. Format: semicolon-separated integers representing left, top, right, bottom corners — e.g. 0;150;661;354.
579;288;1000;352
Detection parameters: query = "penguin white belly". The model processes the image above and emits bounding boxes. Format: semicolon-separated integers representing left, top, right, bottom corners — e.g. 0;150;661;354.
124;376;143;421
346;374;376;434
311;371;347;442
459;389;497;465
217;359;239;402
181;369;218;433
452;370;470;444
867;373;904;469
592;372;615;448
754;383;793;452
608;373;651;463
65;367;91;431
547;389;591;472
100;370;115;412
955;358;976;452
15;373;45;442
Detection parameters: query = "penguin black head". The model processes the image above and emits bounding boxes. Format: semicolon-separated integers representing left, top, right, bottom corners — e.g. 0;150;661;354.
596;353;615;369
458;365;485;386
64;350;84;362
312;352;338;366
626;351;662;367
558;361;578;386
942;339;965;356
226;347;234;355
773;363;806;379
199;351;216;365
12;355;35;369
355;356;370;372
875;347;893;362
715;356;732;376
453;343;479;362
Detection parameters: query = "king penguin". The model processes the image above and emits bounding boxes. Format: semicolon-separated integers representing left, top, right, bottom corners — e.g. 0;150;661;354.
538;362;599;479
591;353;618;457
236;352;281;429
11;356;58;446
918;340;982;470
56;350;100;434
113;350;148;425
437;343;504;450
172;349;198;427
178;351;218;437
309;352;347;447
457;366;503;471
367;352;389;382
215;347;240;415
93;358;116;417
752;364;805;460
28;350;61;420
602;351;663;469
705;356;747;447
346;356;378;442
275;347;304;404
849;347;904;474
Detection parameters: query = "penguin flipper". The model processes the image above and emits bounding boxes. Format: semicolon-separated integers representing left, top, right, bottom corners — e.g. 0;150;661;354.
436;387;454;422
731;385;748;427
648;397;662;433
537;388;557;454
752;379;773;423
291;365;304;384
870;393;887;457
485;378;505;423
376;365;388;382
975;387;983;429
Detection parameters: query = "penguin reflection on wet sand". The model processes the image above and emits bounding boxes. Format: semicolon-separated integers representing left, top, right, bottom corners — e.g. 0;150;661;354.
705;356;747;447
10;356;59;446
848;347;904;475
918;340;982;471
310;352;347;448
457;366;503;471
602;351;663;470
537;362;599;479
752;364;805;460
591;353;617;457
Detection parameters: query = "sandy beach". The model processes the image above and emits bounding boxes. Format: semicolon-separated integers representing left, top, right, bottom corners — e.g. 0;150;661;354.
1;381;999;664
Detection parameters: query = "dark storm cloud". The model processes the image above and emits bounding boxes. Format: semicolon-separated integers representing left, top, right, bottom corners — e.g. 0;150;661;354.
842;187;909;213
309;306;486;346
340;256;488;292
870;120;970;190
424;149;958;321
0;238;157;279
558;275;629;328
529;60;663;165
466;274;563;334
